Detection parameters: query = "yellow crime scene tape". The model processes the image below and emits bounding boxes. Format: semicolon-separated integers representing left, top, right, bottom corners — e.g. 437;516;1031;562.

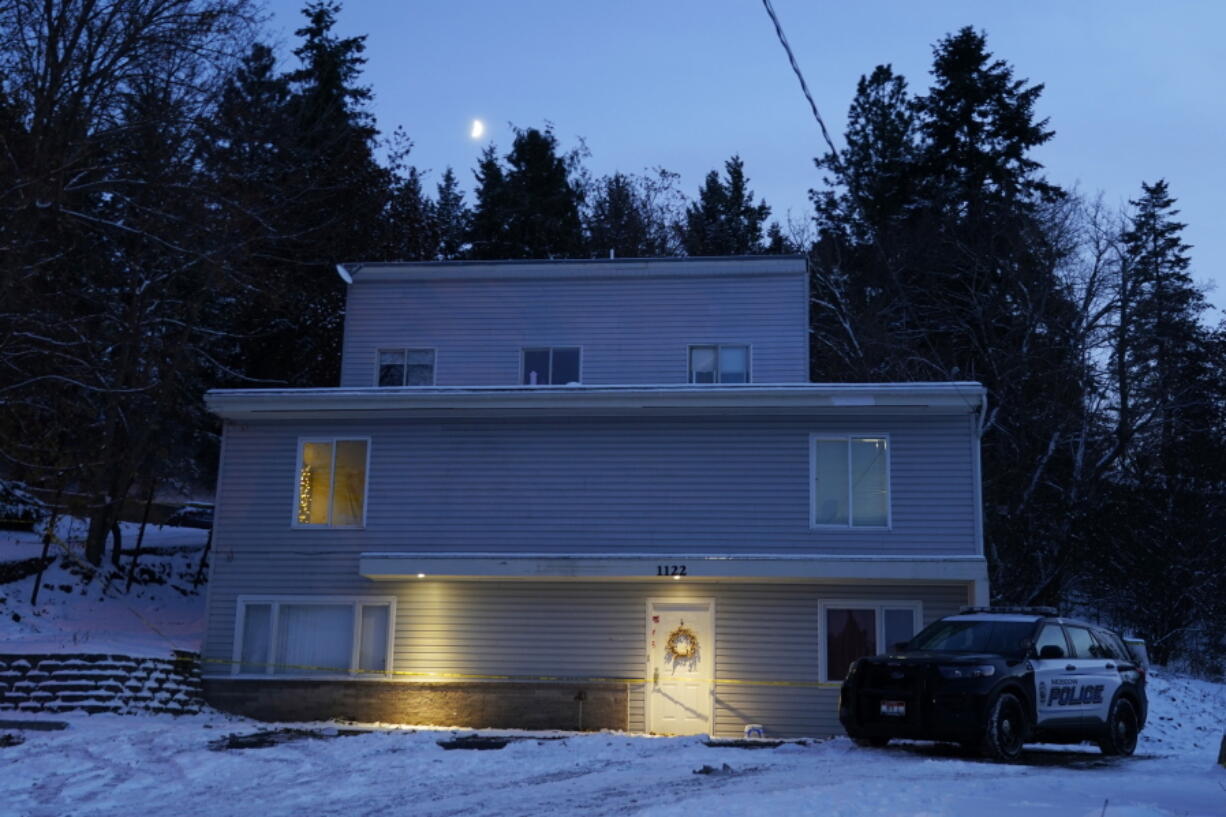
201;656;843;688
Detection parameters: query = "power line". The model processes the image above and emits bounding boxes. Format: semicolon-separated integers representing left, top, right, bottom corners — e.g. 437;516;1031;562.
760;0;844;175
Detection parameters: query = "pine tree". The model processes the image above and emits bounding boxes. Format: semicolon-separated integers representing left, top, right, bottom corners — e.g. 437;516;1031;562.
433;167;470;260
468;126;585;259
807;29;1089;606
468;145;510;259
1091;184;1222;661
587;173;652;257
682;156;770;255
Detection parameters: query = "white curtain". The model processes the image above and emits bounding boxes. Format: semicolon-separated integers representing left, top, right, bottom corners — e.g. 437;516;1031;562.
240;604;271;673
813;439;849;524
332;440;368;527
275;604;354;675
358;605;389;674
850;437;888;526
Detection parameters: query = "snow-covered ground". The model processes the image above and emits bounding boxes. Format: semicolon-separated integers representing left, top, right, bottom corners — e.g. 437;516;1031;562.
1;519;207;657
2;520;1225;816
0;669;1222;817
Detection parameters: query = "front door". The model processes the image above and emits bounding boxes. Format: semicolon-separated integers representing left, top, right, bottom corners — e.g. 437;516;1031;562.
647;599;714;735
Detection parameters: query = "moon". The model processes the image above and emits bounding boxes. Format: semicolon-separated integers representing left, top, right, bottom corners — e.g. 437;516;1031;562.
470;119;485;139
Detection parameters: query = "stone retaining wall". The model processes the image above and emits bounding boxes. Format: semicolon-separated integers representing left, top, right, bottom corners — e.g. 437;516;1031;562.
0;652;204;715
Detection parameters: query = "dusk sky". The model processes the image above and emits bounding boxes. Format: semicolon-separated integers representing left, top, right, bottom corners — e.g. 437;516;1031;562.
262;0;1225;316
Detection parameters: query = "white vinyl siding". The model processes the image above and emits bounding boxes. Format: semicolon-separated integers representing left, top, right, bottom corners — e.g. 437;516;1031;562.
232;596;395;678
810;435;891;529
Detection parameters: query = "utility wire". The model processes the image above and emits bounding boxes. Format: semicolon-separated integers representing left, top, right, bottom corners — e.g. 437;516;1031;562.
760;0;844;174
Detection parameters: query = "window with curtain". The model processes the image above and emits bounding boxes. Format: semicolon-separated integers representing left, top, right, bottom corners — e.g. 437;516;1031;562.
235;598;393;676
688;344;750;383
811;435;890;527
823;603;919;681
295;438;368;528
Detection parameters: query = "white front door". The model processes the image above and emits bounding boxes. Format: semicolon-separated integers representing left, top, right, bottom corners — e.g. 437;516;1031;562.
647;599;714;735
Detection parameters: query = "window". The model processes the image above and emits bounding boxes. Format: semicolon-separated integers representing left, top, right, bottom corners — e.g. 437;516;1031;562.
1034;624;1068;657
1092;630;1128;662
522;347;580;385
295;438;369;528
688;344;749;384
810;435;890;528
821;601;920;682
234;597;393;677
377;348;435;386
1065;626;1098;660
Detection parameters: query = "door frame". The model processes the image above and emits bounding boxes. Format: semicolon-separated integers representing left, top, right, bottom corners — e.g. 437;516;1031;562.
645;597;716;735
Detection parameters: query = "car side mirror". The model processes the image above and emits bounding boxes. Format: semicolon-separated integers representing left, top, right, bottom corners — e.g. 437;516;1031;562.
1039;644;1065;660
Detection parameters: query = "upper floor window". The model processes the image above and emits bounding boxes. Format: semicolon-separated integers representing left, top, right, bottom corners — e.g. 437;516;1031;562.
689;344;749;384
295;438;369;528
522;347;581;385
378;348;435;386
810;435;890;528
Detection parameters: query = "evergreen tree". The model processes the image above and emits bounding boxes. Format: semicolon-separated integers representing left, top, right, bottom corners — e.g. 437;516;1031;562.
468;126;585;259
433;167;470;260
214;2;392;388
468;144;511;258
378;129;436;261
1090;182;1223;662
808;29;1088;605
682;156;770;255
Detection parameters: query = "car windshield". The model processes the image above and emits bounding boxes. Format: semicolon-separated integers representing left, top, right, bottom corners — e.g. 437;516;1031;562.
906;620;1036;657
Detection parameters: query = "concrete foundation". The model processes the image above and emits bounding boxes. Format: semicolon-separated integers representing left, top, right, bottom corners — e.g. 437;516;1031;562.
203;678;628;731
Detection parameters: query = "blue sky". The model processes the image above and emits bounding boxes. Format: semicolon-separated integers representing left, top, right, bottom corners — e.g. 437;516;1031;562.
261;0;1225;316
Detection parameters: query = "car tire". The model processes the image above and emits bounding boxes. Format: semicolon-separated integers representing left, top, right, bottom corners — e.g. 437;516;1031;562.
851;736;889;748
1098;697;1138;756
980;691;1026;762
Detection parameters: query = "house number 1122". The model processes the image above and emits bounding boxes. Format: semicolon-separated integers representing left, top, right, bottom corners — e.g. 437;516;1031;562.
656;565;687;576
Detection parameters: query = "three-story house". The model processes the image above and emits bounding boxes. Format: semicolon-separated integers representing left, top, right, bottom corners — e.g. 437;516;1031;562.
200;255;988;737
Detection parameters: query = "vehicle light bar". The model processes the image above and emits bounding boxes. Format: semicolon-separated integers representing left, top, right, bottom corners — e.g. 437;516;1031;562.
958;606;1058;616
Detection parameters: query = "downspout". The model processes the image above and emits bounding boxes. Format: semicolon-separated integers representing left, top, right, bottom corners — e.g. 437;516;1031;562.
972;388;989;605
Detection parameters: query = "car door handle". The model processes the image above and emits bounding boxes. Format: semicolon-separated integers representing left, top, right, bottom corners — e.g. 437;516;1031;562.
1065;664;1077;671
1104;663;1115;670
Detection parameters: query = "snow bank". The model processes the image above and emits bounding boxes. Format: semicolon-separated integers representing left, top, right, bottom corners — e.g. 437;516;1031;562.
0;670;1222;817
1;520;207;658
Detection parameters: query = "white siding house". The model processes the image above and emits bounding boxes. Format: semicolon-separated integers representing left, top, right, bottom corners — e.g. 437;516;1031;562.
200;256;988;737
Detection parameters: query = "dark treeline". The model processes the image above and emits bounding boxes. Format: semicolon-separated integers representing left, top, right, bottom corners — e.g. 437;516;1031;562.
0;4;1221;666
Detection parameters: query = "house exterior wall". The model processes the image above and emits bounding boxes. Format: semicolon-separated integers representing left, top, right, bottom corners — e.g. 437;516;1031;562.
338;258;809;387
209;412;978;559
202;578;971;738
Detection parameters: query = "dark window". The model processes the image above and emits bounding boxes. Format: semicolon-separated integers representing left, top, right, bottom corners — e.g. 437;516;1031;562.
908;620;1036;657
378;348;434;386
1091;630;1126;661
826;608;876;682
522;347;581;385
378;349;405;386
1034;624;1067;657
1065;626;1097;659
689;344;750;384
884;609;914;650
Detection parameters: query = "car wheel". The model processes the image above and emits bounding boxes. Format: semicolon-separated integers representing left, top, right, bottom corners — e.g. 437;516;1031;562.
1098;697;1138;756
980;691;1026;761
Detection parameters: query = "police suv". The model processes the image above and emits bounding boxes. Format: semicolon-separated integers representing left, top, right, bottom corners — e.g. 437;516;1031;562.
838;607;1147;761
